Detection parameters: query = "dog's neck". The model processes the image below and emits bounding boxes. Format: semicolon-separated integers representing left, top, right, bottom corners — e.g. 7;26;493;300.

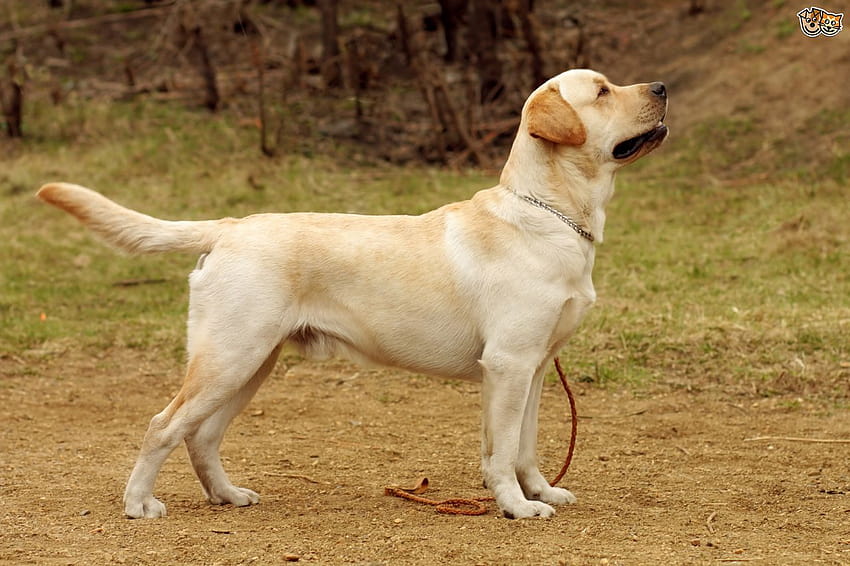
499;136;616;243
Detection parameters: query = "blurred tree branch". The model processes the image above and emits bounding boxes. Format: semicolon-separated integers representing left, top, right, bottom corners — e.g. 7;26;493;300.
1;41;25;138
317;0;342;88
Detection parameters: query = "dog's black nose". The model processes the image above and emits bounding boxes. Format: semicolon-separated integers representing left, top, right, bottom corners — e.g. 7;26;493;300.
650;82;666;98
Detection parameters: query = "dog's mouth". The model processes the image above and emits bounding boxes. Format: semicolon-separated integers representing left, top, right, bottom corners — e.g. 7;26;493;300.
612;122;668;160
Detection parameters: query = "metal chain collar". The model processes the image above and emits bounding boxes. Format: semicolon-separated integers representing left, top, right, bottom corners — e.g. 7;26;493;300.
516;193;595;243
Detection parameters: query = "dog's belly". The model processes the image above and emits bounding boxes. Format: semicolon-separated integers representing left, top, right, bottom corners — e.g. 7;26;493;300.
287;257;487;379
289;310;485;381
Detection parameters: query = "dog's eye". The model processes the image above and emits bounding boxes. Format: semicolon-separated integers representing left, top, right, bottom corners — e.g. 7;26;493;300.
597;86;610;98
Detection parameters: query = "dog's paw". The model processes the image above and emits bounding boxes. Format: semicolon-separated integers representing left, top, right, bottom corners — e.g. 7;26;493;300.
500;499;556;520
529;485;577;506
124;495;167;519
518;470;577;506
208;486;260;507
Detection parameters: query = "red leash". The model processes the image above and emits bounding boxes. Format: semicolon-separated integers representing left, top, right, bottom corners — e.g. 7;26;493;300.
549;356;577;486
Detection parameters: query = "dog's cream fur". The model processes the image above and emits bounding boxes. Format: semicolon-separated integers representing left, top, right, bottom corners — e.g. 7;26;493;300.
37;69;667;520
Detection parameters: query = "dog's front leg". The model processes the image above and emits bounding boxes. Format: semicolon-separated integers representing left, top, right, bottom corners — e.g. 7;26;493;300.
480;351;556;519
516;363;577;506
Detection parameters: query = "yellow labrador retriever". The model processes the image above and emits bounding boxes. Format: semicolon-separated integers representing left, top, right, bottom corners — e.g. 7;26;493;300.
37;69;667;520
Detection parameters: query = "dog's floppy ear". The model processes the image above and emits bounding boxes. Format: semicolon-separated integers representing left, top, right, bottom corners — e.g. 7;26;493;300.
526;87;587;146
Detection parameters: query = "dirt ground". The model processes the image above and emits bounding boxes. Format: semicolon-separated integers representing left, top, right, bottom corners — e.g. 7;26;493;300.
1;348;848;565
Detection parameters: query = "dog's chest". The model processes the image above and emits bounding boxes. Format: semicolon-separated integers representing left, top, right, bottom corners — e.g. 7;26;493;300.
550;271;596;346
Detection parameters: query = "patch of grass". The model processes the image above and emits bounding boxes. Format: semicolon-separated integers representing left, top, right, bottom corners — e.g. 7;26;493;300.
775;19;796;39
637;104;850;189
631;115;764;185
786;108;850;184
553;162;850;398
737;41;765;54
724;0;753;32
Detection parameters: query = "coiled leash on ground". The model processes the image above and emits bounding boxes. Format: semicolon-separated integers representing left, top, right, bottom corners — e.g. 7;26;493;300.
383;356;578;515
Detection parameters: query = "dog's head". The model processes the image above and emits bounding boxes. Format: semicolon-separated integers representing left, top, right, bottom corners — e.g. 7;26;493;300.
521;69;668;170
797;8;823;36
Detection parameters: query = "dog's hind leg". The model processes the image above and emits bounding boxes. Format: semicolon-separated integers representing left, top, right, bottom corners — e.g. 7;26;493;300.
122;339;282;519
185;345;282;508
515;362;577;506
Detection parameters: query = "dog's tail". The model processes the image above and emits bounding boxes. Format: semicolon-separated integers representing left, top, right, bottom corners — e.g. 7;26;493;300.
37;182;225;255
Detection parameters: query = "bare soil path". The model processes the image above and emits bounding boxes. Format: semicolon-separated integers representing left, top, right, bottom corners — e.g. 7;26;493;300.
2;350;849;565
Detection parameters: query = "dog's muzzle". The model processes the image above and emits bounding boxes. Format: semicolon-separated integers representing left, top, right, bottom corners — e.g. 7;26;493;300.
613;82;668;160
